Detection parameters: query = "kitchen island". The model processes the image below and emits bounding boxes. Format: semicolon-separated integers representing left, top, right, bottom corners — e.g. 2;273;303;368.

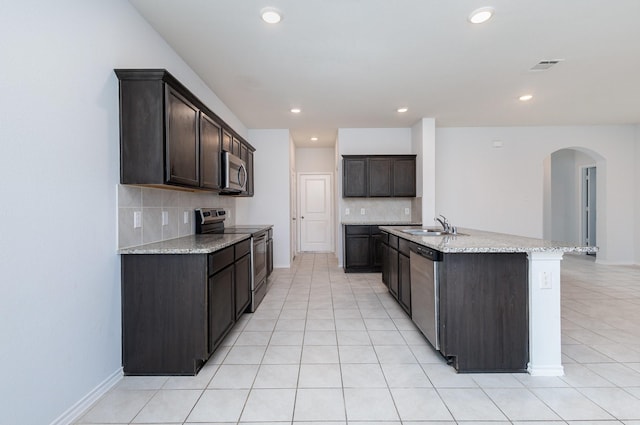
379;225;597;376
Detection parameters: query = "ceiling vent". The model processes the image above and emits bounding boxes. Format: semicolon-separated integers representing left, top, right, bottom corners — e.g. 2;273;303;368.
530;59;563;71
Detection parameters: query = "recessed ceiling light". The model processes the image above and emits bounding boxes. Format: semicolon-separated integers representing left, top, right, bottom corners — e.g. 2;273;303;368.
310;137;318;141
261;7;282;24
468;7;494;24
397;107;408;113
290;108;301;114
519;94;533;101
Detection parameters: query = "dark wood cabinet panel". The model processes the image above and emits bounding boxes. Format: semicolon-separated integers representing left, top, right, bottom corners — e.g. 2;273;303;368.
344;225;386;272
121;254;208;375
439;253;529;372
368;158;392;196
200;113;221;190
208;264;235;353
343;157;368;197
398;252;411;314
222;129;232;153
236;142;255;197
342;155;416;198
232;136;242;156
345;234;371;268
387;245;399;297
393;157;416;197
371;229;385;269
121;239;253;375
234;254;251;319
266;229;273;277
166;87;200;186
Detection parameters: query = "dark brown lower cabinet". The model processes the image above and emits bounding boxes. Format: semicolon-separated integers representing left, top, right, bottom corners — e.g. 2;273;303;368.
438;252;529;373
398;252;411;314
381;233;410;314
234;253;251;319
344;225;386;272
380;231;529;373
208;264;234;354
121;239;251;375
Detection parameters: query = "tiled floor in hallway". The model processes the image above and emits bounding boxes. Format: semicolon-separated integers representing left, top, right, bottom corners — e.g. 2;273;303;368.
76;253;640;424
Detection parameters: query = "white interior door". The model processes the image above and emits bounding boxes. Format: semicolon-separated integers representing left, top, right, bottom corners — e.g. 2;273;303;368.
299;173;333;252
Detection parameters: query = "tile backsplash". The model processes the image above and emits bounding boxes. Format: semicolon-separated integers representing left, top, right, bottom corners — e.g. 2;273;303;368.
341;198;422;224
117;185;236;249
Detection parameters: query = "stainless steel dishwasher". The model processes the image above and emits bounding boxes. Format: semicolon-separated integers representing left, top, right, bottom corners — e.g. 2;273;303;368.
410;246;442;350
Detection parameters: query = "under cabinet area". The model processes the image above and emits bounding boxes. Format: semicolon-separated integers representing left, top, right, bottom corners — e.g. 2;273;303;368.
115;69;255;196
342;155;416;198
121;238;251;375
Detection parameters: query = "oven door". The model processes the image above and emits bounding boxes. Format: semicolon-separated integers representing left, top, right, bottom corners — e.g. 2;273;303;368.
222;151;247;193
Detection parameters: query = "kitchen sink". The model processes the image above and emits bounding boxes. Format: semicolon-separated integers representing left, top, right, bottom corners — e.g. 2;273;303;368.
402;228;446;236
401;227;467;236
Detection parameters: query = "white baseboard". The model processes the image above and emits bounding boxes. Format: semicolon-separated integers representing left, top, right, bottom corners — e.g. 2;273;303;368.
50;367;123;425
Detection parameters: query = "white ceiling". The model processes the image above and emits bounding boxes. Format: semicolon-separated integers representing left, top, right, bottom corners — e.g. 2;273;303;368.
129;0;640;147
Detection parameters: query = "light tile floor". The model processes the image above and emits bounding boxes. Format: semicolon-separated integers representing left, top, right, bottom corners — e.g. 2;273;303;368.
76;253;640;424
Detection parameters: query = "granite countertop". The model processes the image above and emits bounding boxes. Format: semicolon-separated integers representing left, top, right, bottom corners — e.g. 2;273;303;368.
342;221;422;226
119;233;250;254
380;225;599;254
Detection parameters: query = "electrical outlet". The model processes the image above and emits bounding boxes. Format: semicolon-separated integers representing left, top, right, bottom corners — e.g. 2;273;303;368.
404;208;410;215
345;208;350;215
540;271;552;289
183;211;189;224
162;211;169;226
360;208;365;215
133;211;141;229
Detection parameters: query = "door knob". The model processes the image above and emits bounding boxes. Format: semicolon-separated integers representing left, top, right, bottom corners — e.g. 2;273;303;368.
301;216;305;219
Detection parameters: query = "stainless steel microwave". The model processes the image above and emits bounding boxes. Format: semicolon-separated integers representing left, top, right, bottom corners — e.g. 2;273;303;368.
221;151;247;193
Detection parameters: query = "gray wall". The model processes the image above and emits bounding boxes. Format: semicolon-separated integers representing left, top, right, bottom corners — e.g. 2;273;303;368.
0;1;246;423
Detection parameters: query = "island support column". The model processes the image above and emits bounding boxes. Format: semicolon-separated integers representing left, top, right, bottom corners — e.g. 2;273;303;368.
527;251;565;376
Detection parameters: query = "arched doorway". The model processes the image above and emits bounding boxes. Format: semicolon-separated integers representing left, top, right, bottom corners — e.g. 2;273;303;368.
543;147;605;253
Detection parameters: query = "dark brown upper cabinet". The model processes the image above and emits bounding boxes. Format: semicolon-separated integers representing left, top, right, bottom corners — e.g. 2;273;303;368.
199;112;221;190
342;155;416;197
343;157;368;197
166;88;200;186
115;69;255;195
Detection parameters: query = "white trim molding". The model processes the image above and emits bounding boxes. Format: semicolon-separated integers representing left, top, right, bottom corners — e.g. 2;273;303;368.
527;251;565;376
49;368;123;425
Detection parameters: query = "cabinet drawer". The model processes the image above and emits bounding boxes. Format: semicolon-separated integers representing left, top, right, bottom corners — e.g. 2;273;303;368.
388;234;399;249
209;246;234;275
398;238;411;256
235;239;251;259
345;225;370;235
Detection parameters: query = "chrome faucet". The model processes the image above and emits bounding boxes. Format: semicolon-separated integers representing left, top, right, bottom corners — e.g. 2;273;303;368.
435;215;456;234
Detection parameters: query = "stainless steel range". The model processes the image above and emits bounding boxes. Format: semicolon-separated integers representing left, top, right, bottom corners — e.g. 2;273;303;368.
195;208;269;312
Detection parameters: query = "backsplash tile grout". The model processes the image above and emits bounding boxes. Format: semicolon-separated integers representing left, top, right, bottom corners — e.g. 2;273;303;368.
117;185;236;249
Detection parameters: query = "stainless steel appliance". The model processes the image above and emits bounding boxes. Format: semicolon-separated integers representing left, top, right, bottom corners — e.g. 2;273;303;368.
195;208;268;312
410;246;442;350
221;151;247;193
